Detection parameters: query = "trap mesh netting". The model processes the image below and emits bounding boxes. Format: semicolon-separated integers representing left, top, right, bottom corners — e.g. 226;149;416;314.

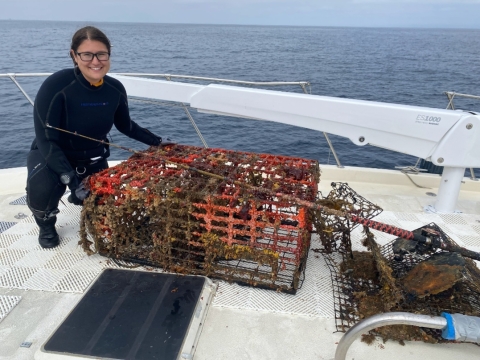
306;183;480;344
80;145;320;293
323;220;480;344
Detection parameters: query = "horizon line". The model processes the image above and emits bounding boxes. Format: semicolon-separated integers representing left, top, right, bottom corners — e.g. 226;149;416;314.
1;18;479;31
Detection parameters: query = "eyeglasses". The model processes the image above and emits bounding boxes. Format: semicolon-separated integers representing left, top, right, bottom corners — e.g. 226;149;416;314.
75;52;110;61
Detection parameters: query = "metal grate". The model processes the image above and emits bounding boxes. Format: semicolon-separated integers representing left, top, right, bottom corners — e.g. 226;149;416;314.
1;194;480;322
0;196;159;293
9;195;27;205
0;295;21;323
324;252;362;331
212;236;334;317
0;184;353;316
53;270;100;293
0;222;16;233
0;234;23;249
22;268;65;291
0;267;37;288
392;212;421;222
9;192;69;206
458;235;480;248
438;213;469;225
0;249;29;265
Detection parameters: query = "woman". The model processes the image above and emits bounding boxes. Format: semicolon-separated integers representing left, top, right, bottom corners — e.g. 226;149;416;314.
27;26;167;249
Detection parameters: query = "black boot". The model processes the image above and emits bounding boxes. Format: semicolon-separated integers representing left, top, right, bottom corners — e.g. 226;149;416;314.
34;216;60;249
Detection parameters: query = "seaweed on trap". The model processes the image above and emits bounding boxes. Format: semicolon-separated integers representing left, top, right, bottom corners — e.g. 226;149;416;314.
323;209;480;344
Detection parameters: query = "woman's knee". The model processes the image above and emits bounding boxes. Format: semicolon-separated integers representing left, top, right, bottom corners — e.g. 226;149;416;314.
26;153;66;212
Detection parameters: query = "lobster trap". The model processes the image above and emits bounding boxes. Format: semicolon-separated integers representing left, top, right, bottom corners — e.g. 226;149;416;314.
80;145;320;293
325;222;480;344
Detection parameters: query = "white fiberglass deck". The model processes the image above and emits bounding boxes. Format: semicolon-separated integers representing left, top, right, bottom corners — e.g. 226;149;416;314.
1;164;480;360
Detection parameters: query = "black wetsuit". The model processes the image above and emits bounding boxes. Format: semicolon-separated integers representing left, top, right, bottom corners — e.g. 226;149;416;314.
27;67;161;216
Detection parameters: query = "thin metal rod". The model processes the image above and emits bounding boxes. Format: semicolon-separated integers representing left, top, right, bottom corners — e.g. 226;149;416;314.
0;72;309;87
129;97;185;108
46;123;340;213
8;75;34;106
182;103;209;148
128;96;208;148
163;75;209;149
300;82;312;94
114;73;310;87
470;168;477;181
299;83;343;168
335;312;447;360
163;75;208;149
0;73;310;87
445;91;480;101
322;134;343;168
445;92;456;110
0;73;52;78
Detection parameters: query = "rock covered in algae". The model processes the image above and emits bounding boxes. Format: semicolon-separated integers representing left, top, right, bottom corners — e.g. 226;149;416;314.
402;252;465;298
340;236;480;345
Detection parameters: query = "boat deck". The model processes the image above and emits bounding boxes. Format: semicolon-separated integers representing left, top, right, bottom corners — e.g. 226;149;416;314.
1;164;480;360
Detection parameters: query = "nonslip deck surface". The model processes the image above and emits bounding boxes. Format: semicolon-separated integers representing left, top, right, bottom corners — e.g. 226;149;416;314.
43;269;205;360
1;196;480;318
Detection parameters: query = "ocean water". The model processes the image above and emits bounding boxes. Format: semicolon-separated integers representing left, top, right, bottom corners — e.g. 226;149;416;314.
1;20;479;171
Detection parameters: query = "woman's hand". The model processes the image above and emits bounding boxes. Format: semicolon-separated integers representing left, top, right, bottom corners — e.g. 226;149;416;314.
68;183;90;205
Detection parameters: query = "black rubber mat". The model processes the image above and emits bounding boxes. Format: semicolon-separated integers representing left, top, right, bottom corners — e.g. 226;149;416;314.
43;269;205;359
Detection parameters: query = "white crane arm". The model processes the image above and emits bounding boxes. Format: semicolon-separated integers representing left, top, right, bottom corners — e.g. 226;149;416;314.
111;74;480;168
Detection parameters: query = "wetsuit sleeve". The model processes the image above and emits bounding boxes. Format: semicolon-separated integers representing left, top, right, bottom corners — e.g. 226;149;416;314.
113;88;161;146
33;84;74;176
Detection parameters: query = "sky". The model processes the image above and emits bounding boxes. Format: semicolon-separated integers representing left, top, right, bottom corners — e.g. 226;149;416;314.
1;0;480;28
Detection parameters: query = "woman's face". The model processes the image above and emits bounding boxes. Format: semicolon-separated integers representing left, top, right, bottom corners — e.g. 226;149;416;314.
71;39;110;84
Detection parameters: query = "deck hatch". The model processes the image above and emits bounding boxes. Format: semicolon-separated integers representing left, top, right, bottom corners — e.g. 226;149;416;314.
39;269;209;360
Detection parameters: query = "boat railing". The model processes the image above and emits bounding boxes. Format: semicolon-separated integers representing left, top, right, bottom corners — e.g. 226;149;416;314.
0;72;344;167
4;72;479;175
444;91;480;111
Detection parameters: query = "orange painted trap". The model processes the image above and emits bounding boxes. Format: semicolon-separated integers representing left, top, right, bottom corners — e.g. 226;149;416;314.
80;145;320;293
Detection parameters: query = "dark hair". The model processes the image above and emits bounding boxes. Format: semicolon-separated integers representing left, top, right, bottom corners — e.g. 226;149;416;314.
70;26;111;66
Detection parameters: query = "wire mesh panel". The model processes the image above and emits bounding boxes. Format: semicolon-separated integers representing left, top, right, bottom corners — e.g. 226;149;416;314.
314;182;382;255
80;145;320;293
327;222;480;343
